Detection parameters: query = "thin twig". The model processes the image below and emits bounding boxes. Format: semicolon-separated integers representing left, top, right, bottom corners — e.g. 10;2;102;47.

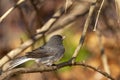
93;0;105;31
72;3;96;60
65;0;69;13
98;31;109;74
0;61;115;80
96;30;110;76
115;0;120;25
0;0;25;23
76;0;96;3
65;0;73;13
42;34;46;45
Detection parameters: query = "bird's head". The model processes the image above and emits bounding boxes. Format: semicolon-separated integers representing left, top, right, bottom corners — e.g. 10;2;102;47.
46;35;65;46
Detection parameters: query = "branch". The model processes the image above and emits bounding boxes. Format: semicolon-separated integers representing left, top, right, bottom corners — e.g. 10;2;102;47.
93;0;105;31
96;30;110;76
0;61;115;80
0;0;25;23
72;2;96;60
65;0;73;13
115;0;120;24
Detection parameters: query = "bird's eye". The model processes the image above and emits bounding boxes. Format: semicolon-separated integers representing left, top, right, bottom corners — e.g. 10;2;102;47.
40;47;44;49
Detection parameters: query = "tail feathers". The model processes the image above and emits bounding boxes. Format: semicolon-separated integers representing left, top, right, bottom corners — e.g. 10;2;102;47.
2;56;35;71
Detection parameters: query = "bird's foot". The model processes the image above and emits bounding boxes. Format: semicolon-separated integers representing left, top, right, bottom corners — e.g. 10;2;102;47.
52;64;57;66
68;57;76;64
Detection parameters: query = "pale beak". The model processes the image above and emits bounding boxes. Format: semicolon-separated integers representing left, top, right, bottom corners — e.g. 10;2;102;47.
62;36;66;39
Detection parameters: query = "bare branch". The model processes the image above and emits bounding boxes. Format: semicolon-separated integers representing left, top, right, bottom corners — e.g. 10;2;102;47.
0;61;115;80
96;31;110;76
93;0;105;31
115;0;120;25
0;0;25;23
65;0;73;13
72;2;96;60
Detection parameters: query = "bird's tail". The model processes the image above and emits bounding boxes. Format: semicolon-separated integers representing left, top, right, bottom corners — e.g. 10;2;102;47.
2;56;34;71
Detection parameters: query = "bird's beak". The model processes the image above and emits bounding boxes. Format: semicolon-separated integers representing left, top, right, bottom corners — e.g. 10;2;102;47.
62;36;66;39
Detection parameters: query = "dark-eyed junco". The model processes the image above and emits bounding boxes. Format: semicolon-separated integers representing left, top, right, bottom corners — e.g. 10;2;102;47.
2;35;65;71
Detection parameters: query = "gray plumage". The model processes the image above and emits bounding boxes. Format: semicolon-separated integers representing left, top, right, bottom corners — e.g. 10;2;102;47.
2;35;65;71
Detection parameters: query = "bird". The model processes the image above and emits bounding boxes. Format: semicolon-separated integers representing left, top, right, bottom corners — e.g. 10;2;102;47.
2;35;65;71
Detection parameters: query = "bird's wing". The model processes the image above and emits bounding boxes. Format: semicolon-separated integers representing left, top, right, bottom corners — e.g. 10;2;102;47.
26;46;53;58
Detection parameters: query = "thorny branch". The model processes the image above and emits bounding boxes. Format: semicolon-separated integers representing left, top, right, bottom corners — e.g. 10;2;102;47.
0;60;115;80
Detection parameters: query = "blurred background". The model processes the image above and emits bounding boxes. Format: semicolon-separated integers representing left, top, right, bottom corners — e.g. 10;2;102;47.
0;0;120;80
